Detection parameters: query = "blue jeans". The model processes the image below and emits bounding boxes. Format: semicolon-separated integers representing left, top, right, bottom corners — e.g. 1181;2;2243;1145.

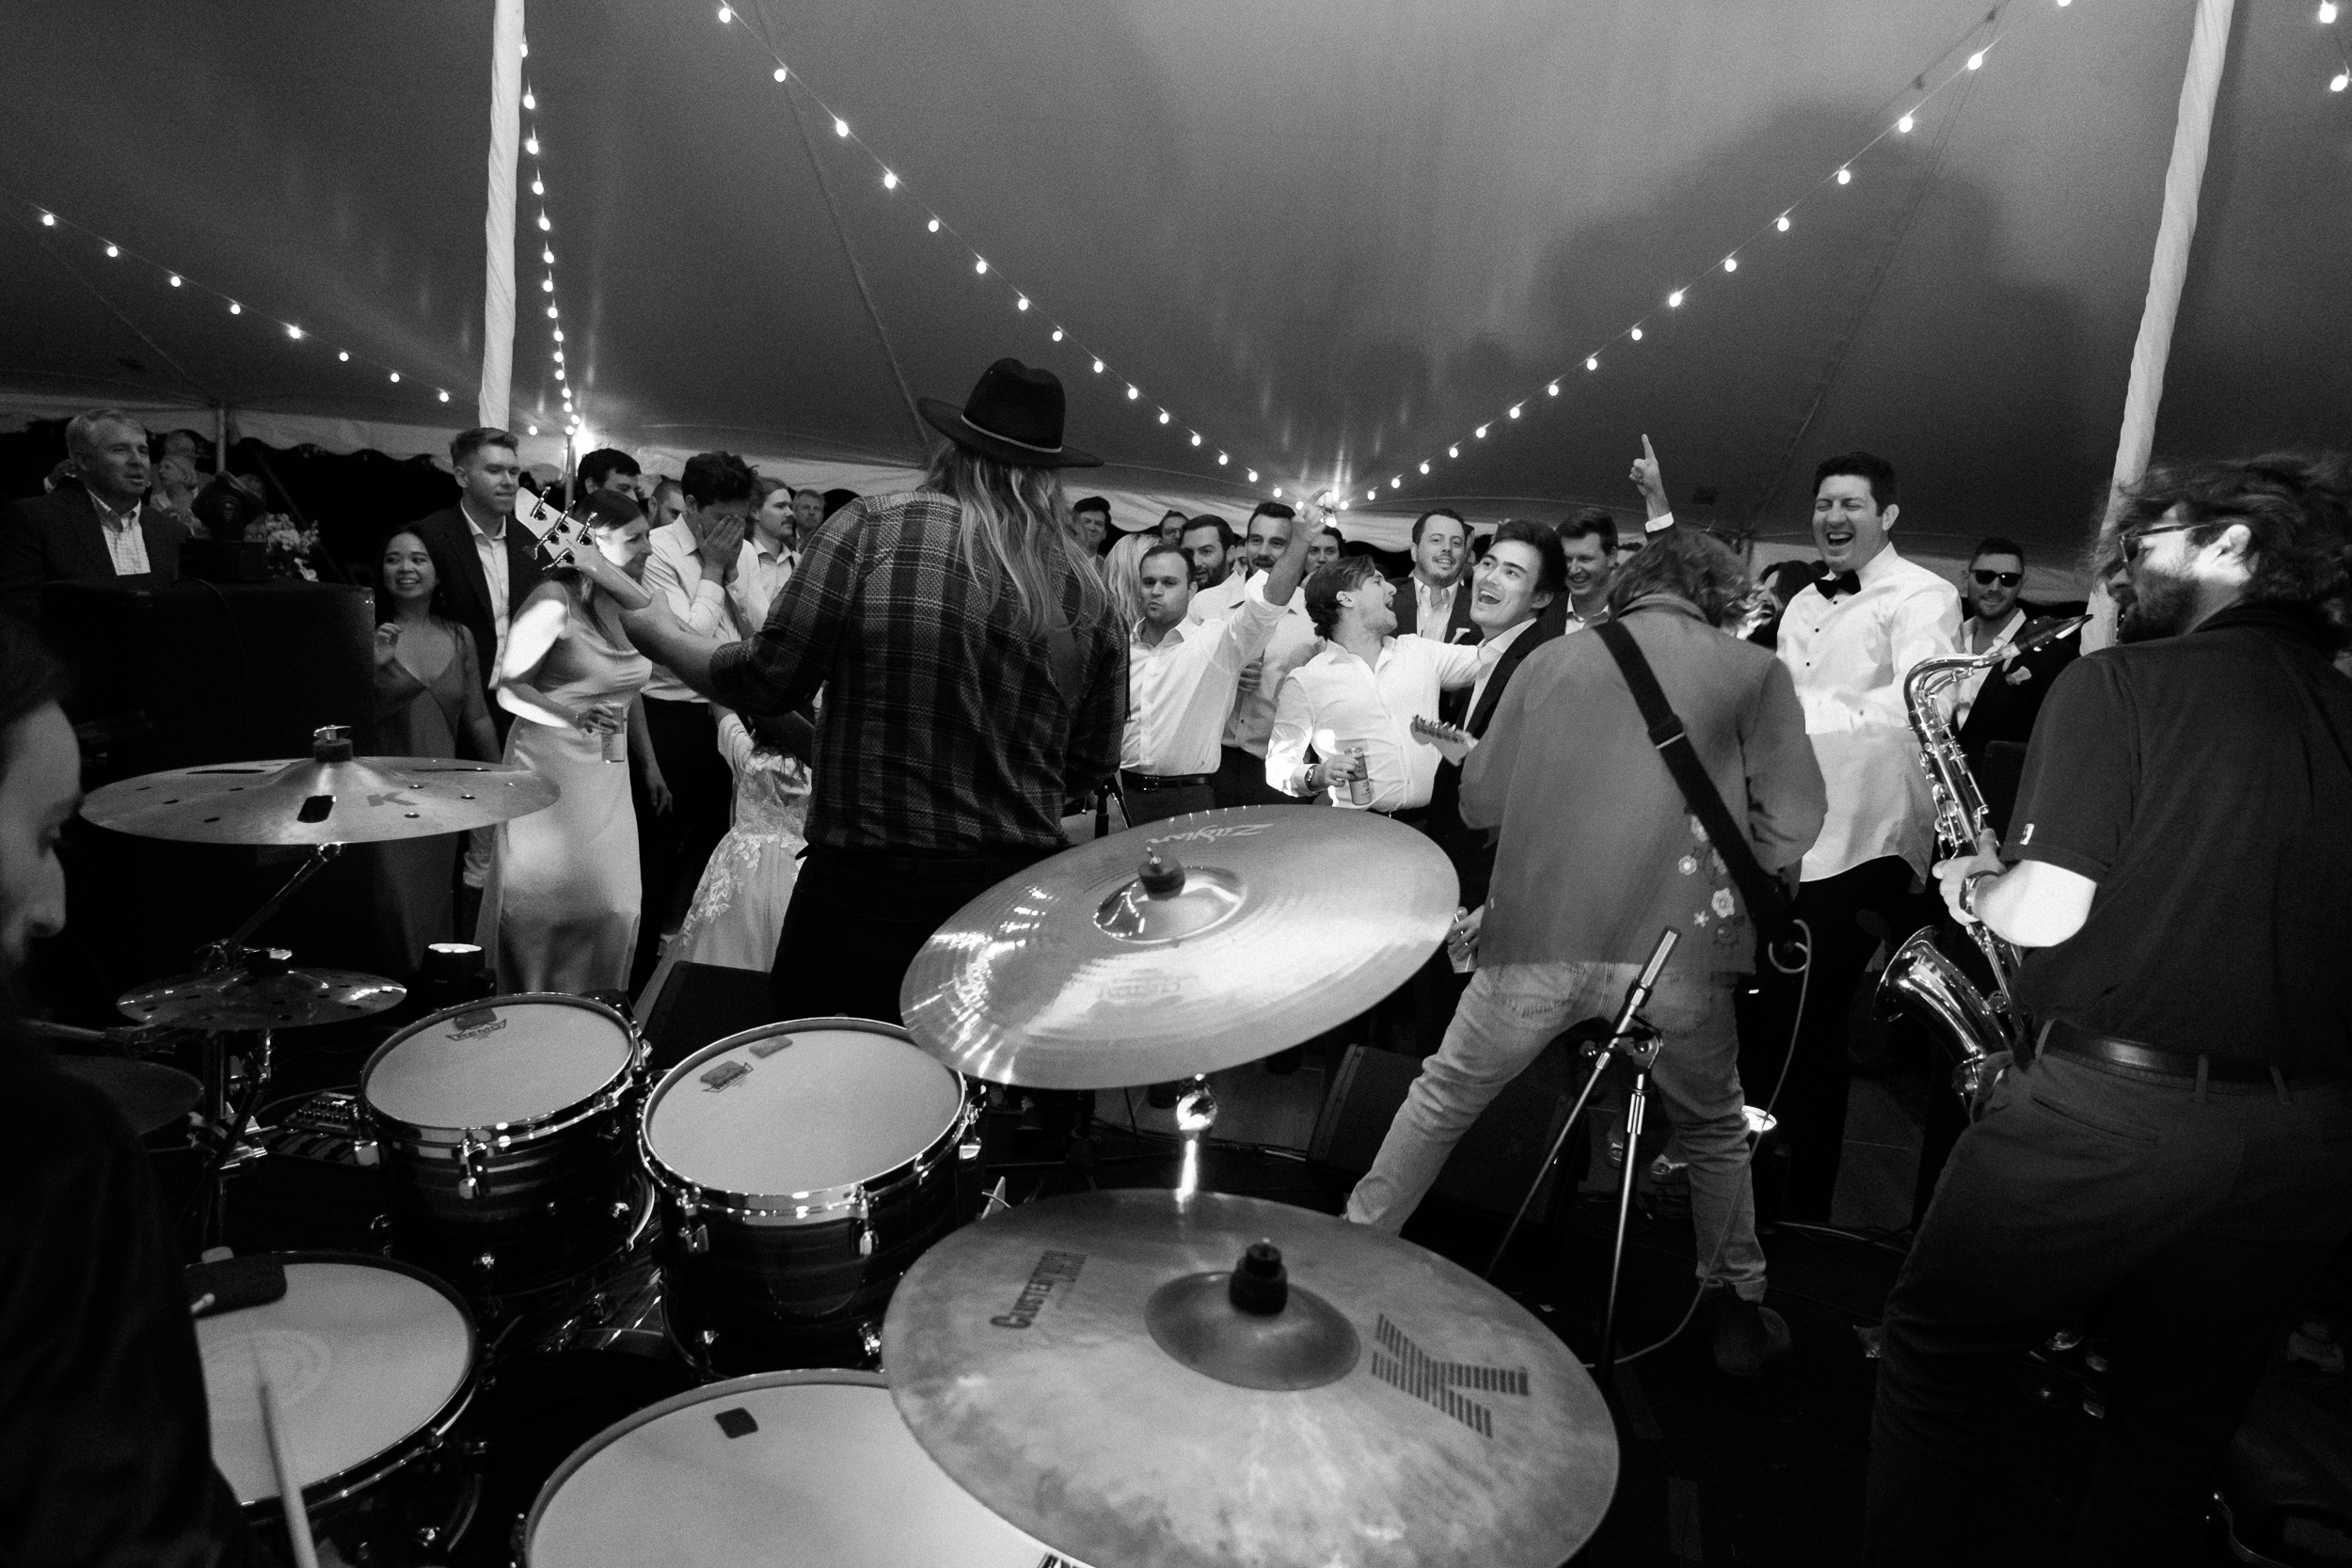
1347;960;1769;1300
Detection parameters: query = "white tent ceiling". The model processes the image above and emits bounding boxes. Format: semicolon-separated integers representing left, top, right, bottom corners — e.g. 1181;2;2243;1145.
4;0;2345;568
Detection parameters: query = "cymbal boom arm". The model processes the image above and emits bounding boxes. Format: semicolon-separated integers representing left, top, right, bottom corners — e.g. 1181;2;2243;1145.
205;842;343;968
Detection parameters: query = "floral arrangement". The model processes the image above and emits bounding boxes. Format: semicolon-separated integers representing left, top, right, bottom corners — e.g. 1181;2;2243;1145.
243;513;322;580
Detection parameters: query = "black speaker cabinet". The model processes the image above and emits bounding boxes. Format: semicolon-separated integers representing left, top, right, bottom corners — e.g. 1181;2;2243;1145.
1309;1042;1578;1221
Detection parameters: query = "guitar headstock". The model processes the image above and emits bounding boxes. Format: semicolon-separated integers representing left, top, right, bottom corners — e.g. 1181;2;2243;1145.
518;492;592;571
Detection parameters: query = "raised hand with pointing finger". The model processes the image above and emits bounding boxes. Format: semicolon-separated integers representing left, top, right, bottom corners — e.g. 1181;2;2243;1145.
1629;434;1672;522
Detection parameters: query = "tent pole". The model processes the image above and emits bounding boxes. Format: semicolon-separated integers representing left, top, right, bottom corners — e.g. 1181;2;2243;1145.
478;0;525;432
2086;0;2235;648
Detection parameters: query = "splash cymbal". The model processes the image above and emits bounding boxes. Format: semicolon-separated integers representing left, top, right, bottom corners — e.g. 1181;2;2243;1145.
882;1189;1615;1568
83;745;560;846
899;806;1456;1088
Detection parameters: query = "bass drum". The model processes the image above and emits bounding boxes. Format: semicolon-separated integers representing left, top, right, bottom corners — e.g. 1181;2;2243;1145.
361;993;644;1298
641;1018;976;1373
197;1253;481;1565
523;1370;1085;1567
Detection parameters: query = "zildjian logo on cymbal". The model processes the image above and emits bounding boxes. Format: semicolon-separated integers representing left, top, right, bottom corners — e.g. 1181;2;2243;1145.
1145;824;1270;846
992;1249;1086;1328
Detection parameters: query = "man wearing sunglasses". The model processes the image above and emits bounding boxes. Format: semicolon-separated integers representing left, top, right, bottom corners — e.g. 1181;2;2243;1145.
1867;453;2352;1566
1951;538;2080;834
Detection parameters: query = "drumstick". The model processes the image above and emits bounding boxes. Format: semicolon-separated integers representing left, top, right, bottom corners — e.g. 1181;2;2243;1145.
255;1370;322;1568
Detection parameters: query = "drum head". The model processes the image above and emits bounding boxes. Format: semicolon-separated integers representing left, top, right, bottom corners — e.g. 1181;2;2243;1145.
525;1371;1058;1567
363;995;634;1130
199;1256;476;1505
644;1022;964;1201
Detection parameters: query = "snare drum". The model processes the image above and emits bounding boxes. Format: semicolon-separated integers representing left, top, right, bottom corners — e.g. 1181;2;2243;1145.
361;993;644;1293
198;1254;481;1564
641;1019;975;1372
523;1370;1082;1567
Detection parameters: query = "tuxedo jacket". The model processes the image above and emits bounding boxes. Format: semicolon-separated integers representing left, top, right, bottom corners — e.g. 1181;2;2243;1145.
1427;617;1562;909
0;483;187;626
406;505;548;735
1956;608;2082;760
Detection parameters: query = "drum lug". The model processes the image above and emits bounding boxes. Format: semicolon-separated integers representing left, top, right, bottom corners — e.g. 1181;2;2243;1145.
455;1132;490;1200
351;1137;379;1168
685;1222;708;1256
852;1188;874;1258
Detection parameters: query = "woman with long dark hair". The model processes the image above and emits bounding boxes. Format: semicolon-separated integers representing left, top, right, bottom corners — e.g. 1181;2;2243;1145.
477;489;659;995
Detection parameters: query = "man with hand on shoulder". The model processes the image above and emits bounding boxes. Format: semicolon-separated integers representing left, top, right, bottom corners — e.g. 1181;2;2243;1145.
1188;503;1325;807
1121;514;1313;824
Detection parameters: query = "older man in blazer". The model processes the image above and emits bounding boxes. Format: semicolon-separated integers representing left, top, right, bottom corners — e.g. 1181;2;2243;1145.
405;428;545;743
0;410;187;626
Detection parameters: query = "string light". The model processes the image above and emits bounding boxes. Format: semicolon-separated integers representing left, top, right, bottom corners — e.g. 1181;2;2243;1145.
104;243;119;258
2321;2;2338;21
1247;469;1258;483
521;69;578;440
286;325;302;340
228;302;241;314
711;13;1274;493
39;212;55;226
2334;70;2350;90
522;90;536;110
717;4;731;21
338;351;349;361
168;274;182;286
1420;461;1431;474
1388;11;2027;500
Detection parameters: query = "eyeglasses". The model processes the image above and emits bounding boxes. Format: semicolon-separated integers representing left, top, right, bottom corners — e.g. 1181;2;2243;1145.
2120;521;2201;563
1969;569;2022;588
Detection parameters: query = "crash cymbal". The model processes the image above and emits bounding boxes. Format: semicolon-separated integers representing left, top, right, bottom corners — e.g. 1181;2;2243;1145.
882;1189;1615;1568
119;962;405;1031
83;731;560;846
55;1056;202;1135
899;806;1456;1088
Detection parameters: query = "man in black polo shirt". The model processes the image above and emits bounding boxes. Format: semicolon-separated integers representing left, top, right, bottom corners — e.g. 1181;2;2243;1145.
1865;454;2352;1566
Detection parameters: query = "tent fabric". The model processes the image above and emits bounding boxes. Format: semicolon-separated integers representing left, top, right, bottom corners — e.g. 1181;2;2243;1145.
2;1;2341;578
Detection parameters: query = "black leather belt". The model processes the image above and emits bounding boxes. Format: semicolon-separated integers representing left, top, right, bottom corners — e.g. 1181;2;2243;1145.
1120;770;1216;791
1376;804;1433;828
2037;1019;2286;1085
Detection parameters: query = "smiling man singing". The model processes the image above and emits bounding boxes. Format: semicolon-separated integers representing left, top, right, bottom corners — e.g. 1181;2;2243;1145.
1751;451;1960;1223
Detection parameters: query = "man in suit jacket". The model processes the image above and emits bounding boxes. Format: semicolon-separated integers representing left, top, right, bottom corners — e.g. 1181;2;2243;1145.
405;428;546;745
0;410;187;626
1407;519;1568;1050
1389;507;1478;645
1949;537;2081;834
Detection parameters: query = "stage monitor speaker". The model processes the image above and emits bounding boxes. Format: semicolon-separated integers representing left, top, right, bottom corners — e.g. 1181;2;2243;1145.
1309;1042;1578;1221
641;961;781;1076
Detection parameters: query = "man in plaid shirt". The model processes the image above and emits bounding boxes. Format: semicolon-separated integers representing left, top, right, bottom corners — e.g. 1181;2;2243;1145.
619;360;1120;1021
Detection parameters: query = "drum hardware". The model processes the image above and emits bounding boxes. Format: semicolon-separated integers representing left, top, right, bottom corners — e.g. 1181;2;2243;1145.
882;1189;1616;1568
1483;927;1678;1386
900;805;1456;1090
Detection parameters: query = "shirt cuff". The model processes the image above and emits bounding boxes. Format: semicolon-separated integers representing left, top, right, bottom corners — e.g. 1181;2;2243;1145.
1645;510;1676;534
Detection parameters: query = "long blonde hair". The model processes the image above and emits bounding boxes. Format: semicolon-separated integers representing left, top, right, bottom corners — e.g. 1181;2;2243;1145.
922;445;1109;637
1102;531;1154;629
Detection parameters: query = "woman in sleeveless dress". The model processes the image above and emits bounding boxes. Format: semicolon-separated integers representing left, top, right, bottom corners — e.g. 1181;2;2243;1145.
635;709;812;1011
371;531;499;974
477;491;658;994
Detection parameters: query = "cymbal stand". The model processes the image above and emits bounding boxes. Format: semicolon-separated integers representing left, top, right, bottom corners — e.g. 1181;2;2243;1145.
197;841;344;971
1172;1076;1218;1201
184;1026;273;1249
1482;928;1679;1386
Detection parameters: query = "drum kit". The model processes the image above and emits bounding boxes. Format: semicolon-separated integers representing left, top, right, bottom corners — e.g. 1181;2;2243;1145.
76;737;1622;1567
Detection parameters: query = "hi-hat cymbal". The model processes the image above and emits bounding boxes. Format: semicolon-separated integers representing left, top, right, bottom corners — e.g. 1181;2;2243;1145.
119;965;405;1031
899;806;1457;1088
882;1189;1616;1568
83;753;560;846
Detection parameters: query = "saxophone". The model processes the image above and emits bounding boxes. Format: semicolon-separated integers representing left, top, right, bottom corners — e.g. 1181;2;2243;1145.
1874;614;2090;1099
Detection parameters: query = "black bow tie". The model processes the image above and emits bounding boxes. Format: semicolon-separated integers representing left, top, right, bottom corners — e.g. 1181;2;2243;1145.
1816;568;1862;600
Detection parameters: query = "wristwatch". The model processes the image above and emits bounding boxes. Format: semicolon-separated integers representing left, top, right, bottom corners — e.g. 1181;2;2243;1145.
1959;868;2000;922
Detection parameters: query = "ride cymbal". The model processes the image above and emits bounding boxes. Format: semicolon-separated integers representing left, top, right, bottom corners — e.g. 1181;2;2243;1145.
899;806;1456;1088
882;1189;1616;1568
119;964;405;1031
83;732;559;846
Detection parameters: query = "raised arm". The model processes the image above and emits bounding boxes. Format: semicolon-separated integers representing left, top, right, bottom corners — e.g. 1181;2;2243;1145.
493;585;598;732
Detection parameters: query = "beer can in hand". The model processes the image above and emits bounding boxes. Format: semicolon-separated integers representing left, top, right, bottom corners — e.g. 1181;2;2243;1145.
600;708;624;764
1345;746;1374;807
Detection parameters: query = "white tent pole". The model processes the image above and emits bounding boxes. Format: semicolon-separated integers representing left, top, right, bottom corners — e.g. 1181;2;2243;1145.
2086;0;2235;646
478;0;524;432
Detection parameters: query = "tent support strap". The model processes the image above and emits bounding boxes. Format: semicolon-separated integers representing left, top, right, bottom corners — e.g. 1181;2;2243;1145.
478;0;524;432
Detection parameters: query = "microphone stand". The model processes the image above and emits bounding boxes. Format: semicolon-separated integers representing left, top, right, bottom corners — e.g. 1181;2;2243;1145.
1484;927;1679;1385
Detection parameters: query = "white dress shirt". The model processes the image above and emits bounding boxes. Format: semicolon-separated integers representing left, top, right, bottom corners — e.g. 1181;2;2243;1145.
1952;607;2026;725
1412;576;1462;637
1185;570;1320;754
641;520;735;704
1774;543;1962;880
727;536;796;634
1265;633;1483;811
92;493;151;575
1125;579;1288;776
462;500;514;668
1467;615;1536;718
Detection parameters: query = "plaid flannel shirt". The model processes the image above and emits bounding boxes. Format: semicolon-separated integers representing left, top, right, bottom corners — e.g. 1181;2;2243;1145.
707;489;1124;852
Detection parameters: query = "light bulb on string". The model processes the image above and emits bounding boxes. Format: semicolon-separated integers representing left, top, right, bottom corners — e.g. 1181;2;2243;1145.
1273;487;1283;498
1016;297;1029;311
542;277;554;293
1508;405;1521;420
1391;477;1403;489
717;4;731;21
1586;356;1598;371
1246;469;1258;483
1475;425;1488;438
1899;113;1915;133
1338;500;1350;511
538;213;551;231
228;301;241;315
1092;359;1104;373
1367;489;1376;500
1448;445;1459;458
1548;382;1560;395
438;390;451;403
833;117;849;137
1724;256;1738;272
2334;70;2350;91
1777;214;1791;231
773;66;787;82
338;351;349;361
39;213;55;227
543;247;554;263
552;329;564;341
2321;1;2338;20
1218;453;1230;466
927;218;940;233
1190;433;1201;446
1836;167;1852;184
286;325;302;340
518;38;527;55
168;274;182;287
1157;409;1170;424
532;179;544;196
523;90;535;110
389;372;400;383
1668;289;1684;307
882;170;898;189
548;305;559;319
1420;462;1430;474
1630;326;1644;341
1967;51;1984;69
104;244;119;258
1125;385;1138;400
974;258;987;275
1051;328;1063;342
527;424;538;436
526;135;539;155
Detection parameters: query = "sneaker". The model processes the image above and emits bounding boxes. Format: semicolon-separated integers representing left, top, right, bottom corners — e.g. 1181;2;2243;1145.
1711;1289;1792;1378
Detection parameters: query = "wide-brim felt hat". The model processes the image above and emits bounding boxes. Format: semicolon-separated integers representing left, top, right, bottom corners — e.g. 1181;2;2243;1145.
918;357;1102;469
